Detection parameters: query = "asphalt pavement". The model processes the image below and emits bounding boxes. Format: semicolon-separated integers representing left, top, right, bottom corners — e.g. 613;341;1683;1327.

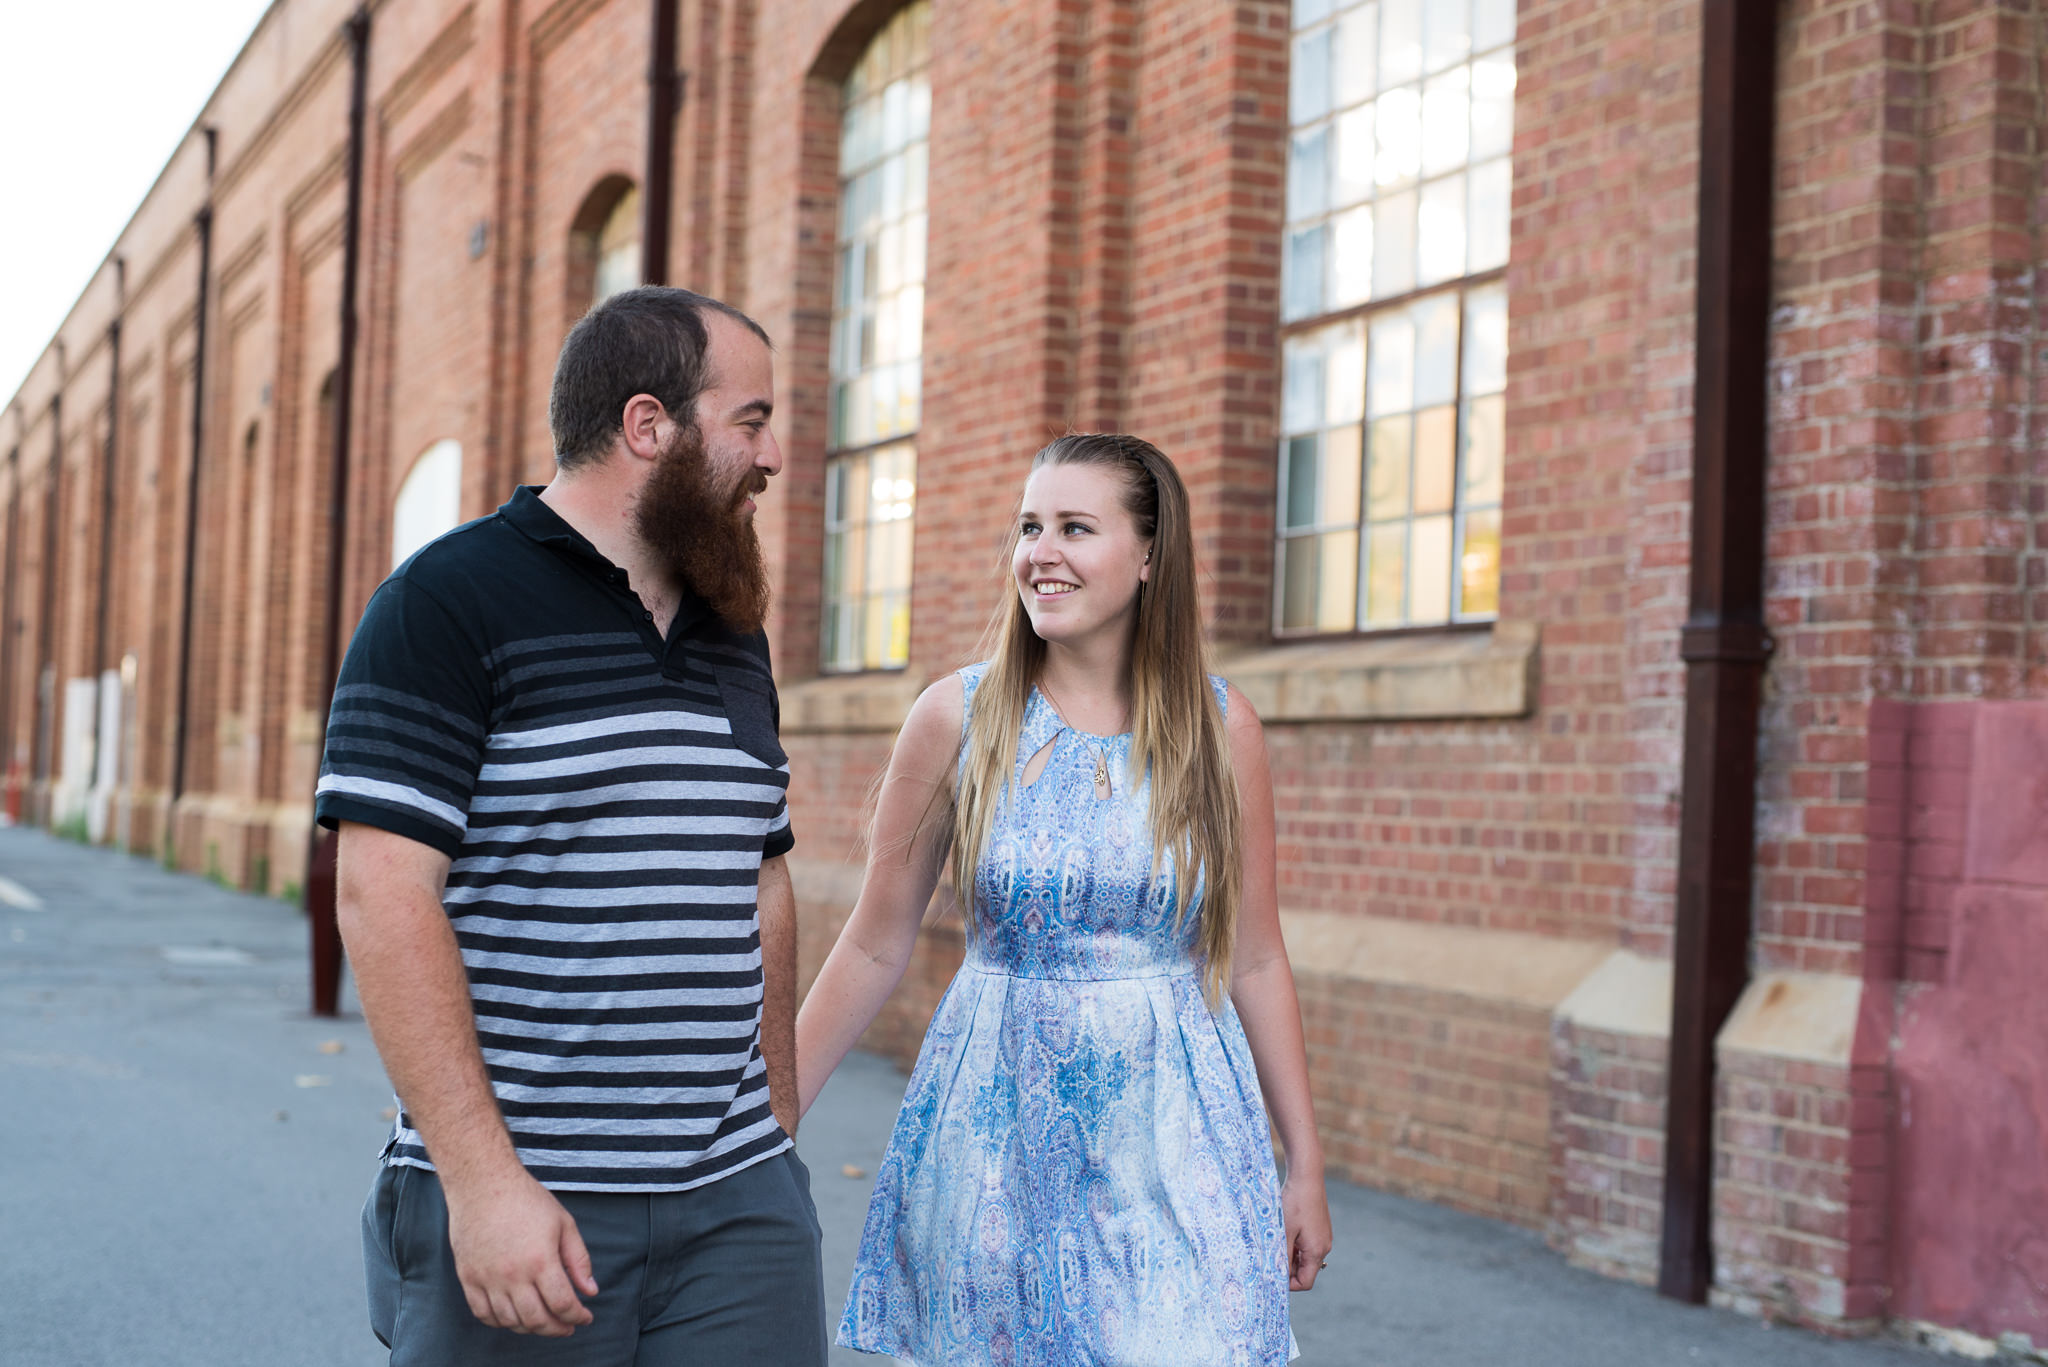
0;824;1935;1366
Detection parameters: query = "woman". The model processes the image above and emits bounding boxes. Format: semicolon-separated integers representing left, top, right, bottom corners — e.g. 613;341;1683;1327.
795;433;1332;1365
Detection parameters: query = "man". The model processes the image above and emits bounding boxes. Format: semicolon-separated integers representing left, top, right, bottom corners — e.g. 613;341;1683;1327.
316;287;825;1363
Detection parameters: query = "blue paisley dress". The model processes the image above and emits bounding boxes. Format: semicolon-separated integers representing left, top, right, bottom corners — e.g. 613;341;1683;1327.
839;664;1297;1366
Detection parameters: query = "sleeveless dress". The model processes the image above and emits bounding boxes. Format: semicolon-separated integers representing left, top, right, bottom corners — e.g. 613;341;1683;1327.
838;664;1298;1366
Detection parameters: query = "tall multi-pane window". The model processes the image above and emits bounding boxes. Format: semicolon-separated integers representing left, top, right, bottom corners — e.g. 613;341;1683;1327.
822;1;930;672
1278;0;1514;633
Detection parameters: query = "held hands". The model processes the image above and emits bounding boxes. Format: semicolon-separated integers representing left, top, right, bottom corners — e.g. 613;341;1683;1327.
444;1172;600;1336
1283;1170;1335;1292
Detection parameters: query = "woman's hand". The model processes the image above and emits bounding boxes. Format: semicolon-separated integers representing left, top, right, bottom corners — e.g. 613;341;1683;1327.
1283;1169;1334;1291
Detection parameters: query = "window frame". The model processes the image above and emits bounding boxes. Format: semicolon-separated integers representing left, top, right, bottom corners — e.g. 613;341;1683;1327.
819;0;931;676
1274;0;1514;643
1273;269;1506;642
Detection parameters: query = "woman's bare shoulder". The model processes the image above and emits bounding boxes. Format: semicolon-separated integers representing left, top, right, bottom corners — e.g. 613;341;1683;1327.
890;673;968;775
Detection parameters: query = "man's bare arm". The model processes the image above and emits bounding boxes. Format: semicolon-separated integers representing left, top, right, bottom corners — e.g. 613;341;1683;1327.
335;821;599;1336
757;853;799;1138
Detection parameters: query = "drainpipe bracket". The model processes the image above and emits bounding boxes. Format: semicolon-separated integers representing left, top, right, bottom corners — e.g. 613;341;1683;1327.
1678;620;1773;665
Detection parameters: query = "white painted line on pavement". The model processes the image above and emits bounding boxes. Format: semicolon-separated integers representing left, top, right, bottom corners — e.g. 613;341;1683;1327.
0;875;44;911
161;945;257;966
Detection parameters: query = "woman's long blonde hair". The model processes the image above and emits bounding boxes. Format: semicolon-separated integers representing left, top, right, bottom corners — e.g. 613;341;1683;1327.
949;434;1244;1005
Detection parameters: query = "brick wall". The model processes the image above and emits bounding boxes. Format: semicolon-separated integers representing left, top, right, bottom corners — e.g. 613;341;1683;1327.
5;0;2048;1345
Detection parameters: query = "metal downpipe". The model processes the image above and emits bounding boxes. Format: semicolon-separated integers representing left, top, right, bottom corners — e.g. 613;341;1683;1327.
1658;0;1782;1304
307;6;372;1018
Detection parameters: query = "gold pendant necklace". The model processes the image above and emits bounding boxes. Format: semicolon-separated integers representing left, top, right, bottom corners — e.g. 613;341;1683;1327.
1038;679;1121;801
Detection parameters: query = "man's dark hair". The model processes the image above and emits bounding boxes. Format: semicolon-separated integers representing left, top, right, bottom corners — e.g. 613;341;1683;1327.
548;286;771;470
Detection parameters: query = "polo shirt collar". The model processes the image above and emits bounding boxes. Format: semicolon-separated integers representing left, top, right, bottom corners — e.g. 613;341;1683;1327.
498;484;713;638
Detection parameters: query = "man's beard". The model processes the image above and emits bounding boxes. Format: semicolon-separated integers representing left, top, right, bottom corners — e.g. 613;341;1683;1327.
634;420;772;635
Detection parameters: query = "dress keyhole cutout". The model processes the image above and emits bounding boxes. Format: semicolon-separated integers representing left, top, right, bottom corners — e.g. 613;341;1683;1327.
1021;736;1058;788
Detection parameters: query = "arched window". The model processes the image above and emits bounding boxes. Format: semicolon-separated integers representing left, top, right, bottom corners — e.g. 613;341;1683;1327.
566;178;641;319
391;439;463;569
821;1;929;673
593;187;642;303
1277;0;1514;633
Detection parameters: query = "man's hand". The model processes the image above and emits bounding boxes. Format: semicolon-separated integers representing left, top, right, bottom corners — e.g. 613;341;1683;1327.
443;1172;599;1336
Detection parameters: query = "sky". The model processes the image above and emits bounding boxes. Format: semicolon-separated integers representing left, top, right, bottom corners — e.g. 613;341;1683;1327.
0;0;275;409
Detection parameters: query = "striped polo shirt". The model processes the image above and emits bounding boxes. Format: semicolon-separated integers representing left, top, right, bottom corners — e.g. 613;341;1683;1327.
314;485;794;1192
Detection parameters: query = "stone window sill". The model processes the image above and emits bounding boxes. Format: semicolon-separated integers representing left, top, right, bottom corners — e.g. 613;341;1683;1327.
1220;621;1539;723
778;670;927;735
777;622;1538;734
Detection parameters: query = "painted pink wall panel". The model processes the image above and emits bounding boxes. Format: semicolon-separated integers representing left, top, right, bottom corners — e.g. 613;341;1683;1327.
1890;701;2048;1342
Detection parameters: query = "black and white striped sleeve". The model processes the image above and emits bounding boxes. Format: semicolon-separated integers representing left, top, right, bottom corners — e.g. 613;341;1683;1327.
314;576;491;857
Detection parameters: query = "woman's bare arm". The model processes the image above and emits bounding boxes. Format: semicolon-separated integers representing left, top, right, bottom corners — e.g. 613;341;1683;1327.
1223;684;1335;1290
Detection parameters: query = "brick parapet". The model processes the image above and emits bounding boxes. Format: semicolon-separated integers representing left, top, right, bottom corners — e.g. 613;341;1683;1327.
1711;1048;1888;1330
1547;1017;1669;1285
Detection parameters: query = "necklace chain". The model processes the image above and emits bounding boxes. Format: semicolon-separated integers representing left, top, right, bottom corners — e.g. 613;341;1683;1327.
1035;678;1128;738
1036;678;1123;800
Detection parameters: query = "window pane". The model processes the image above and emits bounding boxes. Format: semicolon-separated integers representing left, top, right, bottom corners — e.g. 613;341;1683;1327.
1413;292;1459;406
1380;0;1423;87
1468;156;1511;271
1374;87;1421;188
1292;28;1333;124
1284;336;1326;433
1471;55;1515;160
1286;436;1320;528
1423;0;1471;73
1414;405;1456;514
1461;393;1505;504
1410;514;1454;621
1326;323;1366;424
1280;536;1319;630
1364;522;1407;624
1464;282;1508;393
1459;507;1501;616
1333;104;1375;209
1420;67;1471;177
1318;530;1360;630
1284;226;1327;321
1474;0;1515;52
1329;206;1374;308
1417;175;1466;285
1322;425;1364;527
1295;0;1336;31
1335;3;1378;107
822;441;918;671
1288;127;1331;221
1367;313;1415;417
886;592;911;664
1372;190;1417;297
1368;415;1412;521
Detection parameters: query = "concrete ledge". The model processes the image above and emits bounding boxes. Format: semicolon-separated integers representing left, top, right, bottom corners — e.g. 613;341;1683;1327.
779;670;927;735
1716;972;1860;1067
1222;621;1539;723
1554;950;1673;1038
790;856;1611;1016
1281;910;1610;1010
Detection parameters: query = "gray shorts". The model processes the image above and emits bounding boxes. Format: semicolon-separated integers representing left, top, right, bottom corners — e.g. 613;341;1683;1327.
362;1150;827;1365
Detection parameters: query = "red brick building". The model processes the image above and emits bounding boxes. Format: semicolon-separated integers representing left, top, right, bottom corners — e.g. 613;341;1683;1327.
4;0;2044;1346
